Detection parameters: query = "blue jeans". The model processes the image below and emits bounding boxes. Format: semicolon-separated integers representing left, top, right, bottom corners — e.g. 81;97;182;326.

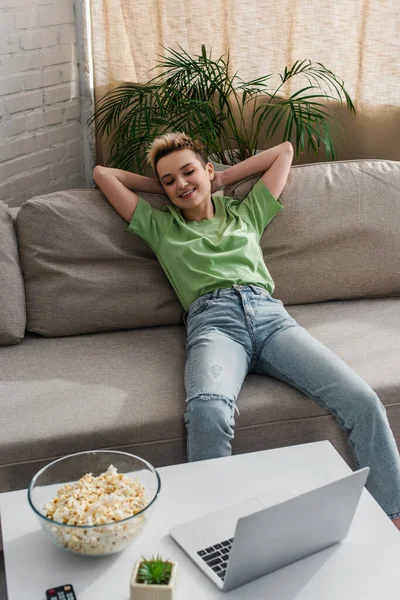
183;285;400;520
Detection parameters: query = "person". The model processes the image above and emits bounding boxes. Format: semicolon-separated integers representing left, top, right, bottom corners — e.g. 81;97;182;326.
93;132;400;530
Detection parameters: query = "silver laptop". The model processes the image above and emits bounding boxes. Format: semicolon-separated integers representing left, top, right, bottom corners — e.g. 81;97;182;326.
169;467;369;592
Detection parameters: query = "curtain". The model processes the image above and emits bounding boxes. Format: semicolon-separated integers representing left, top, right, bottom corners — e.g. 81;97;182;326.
89;0;400;163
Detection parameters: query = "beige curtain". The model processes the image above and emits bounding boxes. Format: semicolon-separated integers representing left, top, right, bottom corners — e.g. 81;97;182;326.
90;0;400;164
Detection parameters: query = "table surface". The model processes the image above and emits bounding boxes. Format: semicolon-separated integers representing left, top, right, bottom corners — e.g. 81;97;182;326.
1;441;400;599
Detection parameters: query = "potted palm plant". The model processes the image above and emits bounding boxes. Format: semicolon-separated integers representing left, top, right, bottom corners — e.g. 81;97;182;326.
130;555;178;600
89;44;356;174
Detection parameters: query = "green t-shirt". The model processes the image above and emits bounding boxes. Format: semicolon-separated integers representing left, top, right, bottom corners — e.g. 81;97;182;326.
126;179;283;311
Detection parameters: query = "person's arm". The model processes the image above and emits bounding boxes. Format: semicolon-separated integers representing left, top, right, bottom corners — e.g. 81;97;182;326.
214;142;294;199
93;166;165;223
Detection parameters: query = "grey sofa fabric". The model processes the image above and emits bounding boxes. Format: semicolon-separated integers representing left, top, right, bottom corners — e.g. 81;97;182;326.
16;190;182;337
1;297;399;493
0;159;399;557
0;201;25;345
225;160;400;305
16;160;400;340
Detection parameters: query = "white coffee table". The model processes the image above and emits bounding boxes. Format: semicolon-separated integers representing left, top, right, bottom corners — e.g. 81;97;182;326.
1;441;400;599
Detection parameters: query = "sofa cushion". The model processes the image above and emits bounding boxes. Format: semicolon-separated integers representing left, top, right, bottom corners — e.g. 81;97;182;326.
0;297;398;492
16;189;183;336
0;201;25;345
16;159;400;337
224;159;400;305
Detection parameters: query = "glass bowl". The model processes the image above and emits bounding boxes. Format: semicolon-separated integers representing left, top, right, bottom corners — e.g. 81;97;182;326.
27;450;161;557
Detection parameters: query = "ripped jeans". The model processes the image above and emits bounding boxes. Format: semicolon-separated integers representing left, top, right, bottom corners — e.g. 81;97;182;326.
183;285;400;520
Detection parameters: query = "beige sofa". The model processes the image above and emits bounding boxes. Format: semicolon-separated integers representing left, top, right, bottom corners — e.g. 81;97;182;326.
1;159;399;503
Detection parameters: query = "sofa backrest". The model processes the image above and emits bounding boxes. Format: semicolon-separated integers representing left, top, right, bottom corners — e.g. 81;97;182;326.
13;159;400;338
0;201;26;345
226;159;400;305
16;190;183;337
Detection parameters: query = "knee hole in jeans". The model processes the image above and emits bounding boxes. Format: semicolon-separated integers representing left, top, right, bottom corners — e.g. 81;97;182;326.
185;393;235;431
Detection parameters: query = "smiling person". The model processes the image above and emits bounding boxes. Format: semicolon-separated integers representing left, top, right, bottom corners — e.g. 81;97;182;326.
94;132;400;531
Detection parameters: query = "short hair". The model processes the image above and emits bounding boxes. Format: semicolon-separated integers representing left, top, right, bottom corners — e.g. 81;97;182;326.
147;132;208;174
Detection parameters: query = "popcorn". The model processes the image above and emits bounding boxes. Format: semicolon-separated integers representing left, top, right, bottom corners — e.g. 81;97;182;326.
42;465;149;555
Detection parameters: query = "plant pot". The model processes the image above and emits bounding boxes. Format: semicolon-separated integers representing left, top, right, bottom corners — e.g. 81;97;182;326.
130;560;178;600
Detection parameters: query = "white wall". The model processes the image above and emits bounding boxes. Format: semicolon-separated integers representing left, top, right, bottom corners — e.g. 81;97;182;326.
0;0;85;207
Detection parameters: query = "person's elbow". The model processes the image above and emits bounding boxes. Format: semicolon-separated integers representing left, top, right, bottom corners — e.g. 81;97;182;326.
93;165;106;184
281;141;294;167
282;141;294;155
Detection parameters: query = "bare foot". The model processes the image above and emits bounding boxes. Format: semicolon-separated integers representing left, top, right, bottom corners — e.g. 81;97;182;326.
393;517;400;531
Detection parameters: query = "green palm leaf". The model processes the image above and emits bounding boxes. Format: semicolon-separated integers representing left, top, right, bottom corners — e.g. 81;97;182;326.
89;46;356;172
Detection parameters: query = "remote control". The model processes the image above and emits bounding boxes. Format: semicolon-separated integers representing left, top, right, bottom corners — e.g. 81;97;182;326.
46;584;77;600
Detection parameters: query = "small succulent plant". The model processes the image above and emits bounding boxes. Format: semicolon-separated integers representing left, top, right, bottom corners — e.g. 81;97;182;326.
137;555;173;586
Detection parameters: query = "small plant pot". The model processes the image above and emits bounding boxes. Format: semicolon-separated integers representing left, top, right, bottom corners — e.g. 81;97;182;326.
130;560;178;600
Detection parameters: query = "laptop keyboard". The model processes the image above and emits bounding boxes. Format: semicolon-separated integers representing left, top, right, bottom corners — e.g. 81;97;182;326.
197;538;233;580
